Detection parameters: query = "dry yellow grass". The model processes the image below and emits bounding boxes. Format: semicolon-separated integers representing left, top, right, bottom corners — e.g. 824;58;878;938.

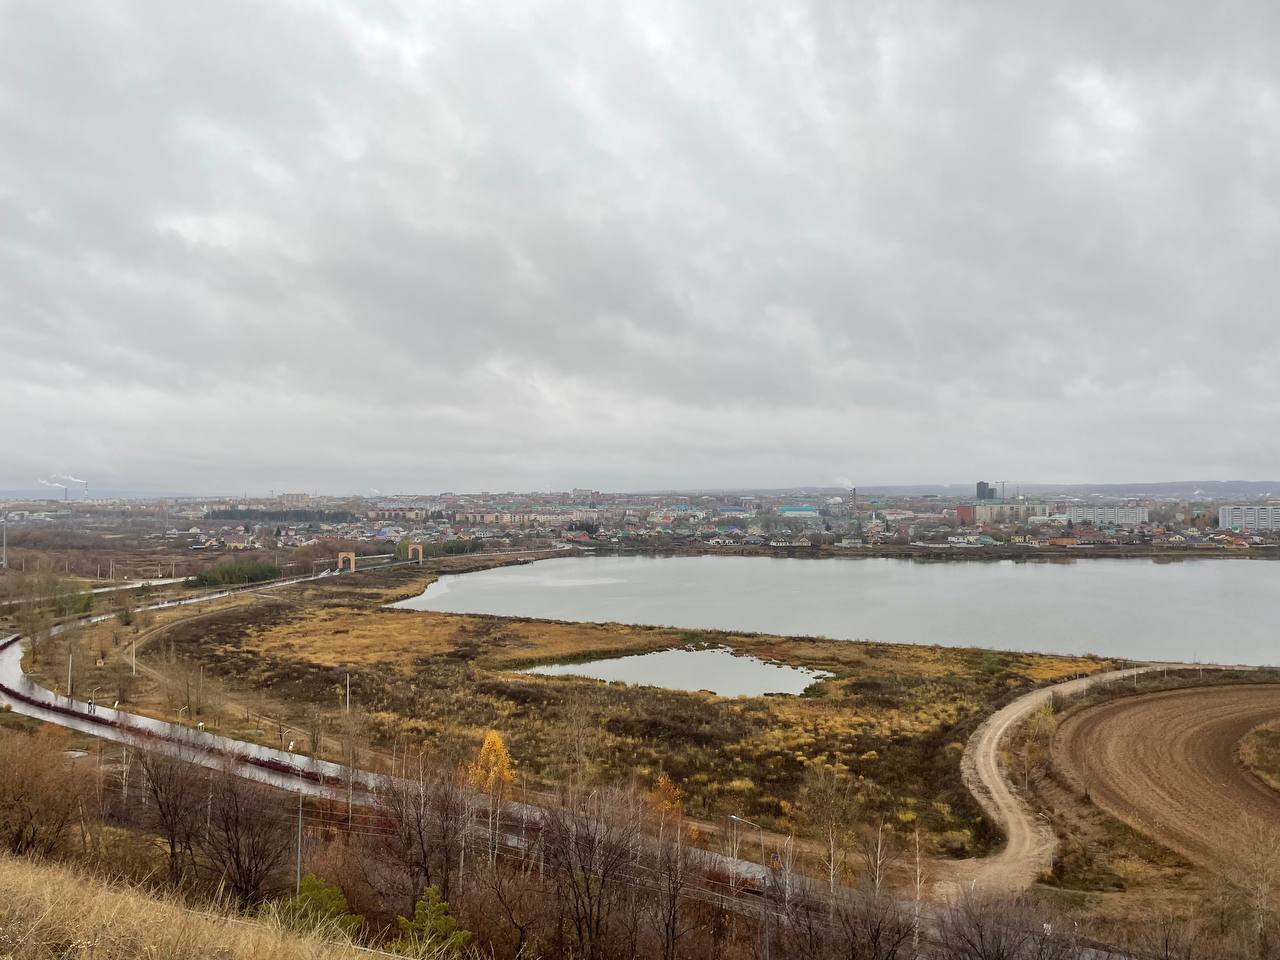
239;602;1107;682
1239;718;1280;793
65;564;1116;853
0;854;366;960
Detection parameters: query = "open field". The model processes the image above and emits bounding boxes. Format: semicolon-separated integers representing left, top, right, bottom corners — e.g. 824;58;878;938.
85;563;1118;855
1052;684;1280;873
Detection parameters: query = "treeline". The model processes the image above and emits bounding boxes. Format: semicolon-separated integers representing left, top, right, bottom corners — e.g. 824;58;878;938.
1;724;1275;959
192;559;281;587
0;570;94;623
206;509;357;523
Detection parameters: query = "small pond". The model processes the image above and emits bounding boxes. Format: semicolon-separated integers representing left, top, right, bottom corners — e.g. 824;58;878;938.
521;646;832;697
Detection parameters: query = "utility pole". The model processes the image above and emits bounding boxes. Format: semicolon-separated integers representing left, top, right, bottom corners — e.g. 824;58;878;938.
1;517;6;569
296;783;304;895
67;649;73;698
345;671;353;825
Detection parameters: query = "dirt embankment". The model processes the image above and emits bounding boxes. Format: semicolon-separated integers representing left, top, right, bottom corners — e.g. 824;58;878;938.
1053;684;1280;872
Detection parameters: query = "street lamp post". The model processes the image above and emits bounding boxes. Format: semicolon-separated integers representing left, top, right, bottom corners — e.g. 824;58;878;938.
730;815;770;960
1;516;6;569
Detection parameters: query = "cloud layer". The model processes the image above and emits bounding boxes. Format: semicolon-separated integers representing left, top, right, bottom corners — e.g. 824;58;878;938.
3;1;1278;493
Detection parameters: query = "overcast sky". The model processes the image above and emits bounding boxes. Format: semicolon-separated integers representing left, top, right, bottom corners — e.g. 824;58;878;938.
3;2;1279;495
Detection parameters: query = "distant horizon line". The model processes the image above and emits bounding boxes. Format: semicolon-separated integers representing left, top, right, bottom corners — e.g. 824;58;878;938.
3;478;1280;501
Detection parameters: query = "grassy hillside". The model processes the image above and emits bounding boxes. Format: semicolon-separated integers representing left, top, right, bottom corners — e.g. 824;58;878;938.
0;855;365;960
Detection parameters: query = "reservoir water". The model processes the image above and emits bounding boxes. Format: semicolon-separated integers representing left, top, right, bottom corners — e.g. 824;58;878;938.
523;647;831;697
391;554;1280;665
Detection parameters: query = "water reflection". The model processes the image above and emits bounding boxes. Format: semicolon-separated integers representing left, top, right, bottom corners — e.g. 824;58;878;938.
392;555;1280;664
522;646;831;697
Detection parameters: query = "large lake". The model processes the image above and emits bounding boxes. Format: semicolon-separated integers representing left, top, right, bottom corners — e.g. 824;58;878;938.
391;555;1280;665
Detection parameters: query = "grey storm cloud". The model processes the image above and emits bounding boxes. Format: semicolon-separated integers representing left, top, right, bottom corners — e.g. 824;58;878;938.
2;1;1279;494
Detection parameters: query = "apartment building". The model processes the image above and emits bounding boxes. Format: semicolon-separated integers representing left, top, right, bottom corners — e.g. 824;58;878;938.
1065;505;1149;526
1219;505;1280;531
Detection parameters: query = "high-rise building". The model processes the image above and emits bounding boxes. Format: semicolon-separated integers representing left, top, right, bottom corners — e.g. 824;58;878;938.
976;481;995;500
1219;505;1280;531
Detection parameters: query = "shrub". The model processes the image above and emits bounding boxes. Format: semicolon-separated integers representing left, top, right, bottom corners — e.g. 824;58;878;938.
260;873;362;939
0;727;91;856
387;886;471;957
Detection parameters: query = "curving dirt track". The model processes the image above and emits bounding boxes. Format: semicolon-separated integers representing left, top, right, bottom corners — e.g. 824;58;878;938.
941;664;1170;893
1054;684;1280;872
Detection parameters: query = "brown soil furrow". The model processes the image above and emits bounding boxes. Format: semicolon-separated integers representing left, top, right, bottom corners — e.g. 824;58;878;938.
1053;684;1280;872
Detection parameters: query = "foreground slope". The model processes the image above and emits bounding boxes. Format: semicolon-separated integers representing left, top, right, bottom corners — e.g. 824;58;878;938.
0;855;363;960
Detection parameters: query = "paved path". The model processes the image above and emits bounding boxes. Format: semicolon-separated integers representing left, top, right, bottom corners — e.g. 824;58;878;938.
0;568;364;799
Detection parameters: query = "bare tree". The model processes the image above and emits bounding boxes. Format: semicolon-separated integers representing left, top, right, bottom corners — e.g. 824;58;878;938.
857;822;897;900
778;894;838;960
778;884;913;960
0;727;91;856
197;770;293;905
562;688;602;785
12;573;54;664
800;764;857;900
647;816;708;960
374;752;470;909
478;838;547;958
910;829;929;956
835;887;914;960
137;743;208;885
304;706;326;759
1226;815;1280;954
936;890;1089;960
540;784;643;960
1130;909;1207;960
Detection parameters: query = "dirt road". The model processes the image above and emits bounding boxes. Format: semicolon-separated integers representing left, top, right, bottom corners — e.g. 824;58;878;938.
1054;684;1280;872
941;665;1173;893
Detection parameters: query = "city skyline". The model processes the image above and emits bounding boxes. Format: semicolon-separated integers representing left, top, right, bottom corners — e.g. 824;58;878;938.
5;477;1280;502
